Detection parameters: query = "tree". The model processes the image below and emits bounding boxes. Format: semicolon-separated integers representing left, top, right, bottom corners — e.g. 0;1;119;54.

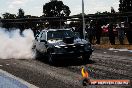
2;12;16;29
111;7;116;13
17;8;25;18
17;8;25;35
2;12;16;19
119;0;132;12
43;0;71;28
43;0;70;17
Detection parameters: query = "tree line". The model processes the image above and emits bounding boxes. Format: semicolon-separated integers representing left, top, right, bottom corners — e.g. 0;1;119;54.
0;0;132;30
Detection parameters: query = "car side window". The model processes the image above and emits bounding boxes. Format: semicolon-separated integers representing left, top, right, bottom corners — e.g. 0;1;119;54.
35;32;41;41
40;32;46;41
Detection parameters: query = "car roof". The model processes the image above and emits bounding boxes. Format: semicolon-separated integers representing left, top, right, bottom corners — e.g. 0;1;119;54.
41;28;71;32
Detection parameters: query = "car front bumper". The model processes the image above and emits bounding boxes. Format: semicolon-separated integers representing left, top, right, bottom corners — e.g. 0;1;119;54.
51;49;94;58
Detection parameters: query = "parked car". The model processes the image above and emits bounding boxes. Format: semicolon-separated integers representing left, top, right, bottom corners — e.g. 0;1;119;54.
32;29;94;64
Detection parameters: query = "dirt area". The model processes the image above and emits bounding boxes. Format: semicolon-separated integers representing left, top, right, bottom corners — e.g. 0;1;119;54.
94;44;132;50
92;37;132;50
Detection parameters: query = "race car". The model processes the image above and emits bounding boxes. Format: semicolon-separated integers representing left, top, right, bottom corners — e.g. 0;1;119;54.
32;29;94;64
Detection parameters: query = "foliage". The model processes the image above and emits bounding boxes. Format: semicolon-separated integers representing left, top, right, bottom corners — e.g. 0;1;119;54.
119;0;132;12
43;0;70;17
2;12;16;29
2;12;16;19
111;7;116;13
43;0;71;28
17;8;25;18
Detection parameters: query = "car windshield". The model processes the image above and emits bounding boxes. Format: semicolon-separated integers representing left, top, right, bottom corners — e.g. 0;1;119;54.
47;30;75;40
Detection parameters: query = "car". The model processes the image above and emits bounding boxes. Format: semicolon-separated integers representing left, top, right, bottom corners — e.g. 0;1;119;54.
32;29;94;64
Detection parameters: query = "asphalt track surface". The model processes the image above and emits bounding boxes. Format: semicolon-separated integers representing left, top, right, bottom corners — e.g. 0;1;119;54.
0;49;132;88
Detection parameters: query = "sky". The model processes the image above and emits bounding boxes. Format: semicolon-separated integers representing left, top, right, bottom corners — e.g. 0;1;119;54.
0;0;119;17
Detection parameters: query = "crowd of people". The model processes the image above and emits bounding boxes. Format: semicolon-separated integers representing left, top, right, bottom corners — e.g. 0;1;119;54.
77;21;132;45
108;21;132;45
85;21;102;44
34;20;132;45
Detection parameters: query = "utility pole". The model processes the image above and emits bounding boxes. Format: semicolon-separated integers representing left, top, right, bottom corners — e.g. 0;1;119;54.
82;0;86;39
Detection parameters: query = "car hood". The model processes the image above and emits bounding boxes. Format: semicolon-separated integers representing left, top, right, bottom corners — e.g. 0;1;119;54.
47;38;88;46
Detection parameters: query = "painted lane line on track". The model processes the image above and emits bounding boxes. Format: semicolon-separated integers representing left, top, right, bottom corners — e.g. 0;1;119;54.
0;69;38;88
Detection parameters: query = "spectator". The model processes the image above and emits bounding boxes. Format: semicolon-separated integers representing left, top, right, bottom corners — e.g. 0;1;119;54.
86;24;95;44
126;22;132;45
78;24;84;39
108;23;115;45
94;21;102;44
117;22;125;45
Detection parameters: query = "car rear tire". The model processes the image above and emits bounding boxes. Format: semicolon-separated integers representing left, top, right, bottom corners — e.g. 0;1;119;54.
32;48;40;59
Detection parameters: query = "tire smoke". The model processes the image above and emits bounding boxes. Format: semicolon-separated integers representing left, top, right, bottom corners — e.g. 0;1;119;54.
0;28;35;59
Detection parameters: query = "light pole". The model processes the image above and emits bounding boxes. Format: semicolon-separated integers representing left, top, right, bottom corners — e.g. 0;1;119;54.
82;0;86;39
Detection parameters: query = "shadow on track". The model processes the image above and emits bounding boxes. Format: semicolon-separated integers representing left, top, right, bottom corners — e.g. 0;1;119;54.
36;56;96;67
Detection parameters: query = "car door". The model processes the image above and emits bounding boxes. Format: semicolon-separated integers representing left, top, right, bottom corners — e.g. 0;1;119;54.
36;31;48;53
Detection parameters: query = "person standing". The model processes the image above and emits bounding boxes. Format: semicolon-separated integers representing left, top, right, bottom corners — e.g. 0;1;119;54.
95;21;102;44
77;24;84;39
117;22;125;45
126;22;132;45
86;23;95;44
108;23;115;45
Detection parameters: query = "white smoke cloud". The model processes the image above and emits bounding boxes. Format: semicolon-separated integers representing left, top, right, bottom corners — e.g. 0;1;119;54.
0;28;35;59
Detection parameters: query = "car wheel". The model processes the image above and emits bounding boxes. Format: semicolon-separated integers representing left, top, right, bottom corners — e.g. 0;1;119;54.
82;54;90;63
32;48;40;59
